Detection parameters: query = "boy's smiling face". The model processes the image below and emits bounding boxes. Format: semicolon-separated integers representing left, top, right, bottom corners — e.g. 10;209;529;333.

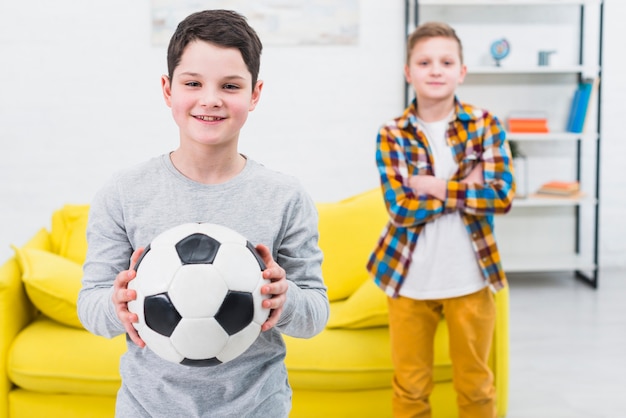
405;36;466;105
162;40;262;151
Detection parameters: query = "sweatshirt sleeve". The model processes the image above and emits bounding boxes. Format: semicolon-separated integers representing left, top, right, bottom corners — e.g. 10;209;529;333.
77;177;130;338
272;190;329;338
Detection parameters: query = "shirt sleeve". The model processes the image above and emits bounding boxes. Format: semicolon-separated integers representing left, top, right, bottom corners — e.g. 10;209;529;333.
376;124;446;228
444;113;516;215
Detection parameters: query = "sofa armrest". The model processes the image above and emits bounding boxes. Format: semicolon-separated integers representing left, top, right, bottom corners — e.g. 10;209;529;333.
0;257;37;418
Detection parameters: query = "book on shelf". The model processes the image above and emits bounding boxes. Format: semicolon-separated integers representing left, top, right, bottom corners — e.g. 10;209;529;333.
507;111;549;133
566;78;598;134
536;180;580;196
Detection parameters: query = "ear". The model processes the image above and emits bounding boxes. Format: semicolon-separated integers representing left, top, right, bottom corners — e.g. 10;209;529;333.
249;80;264;112
161;75;172;108
404;64;411;84
458;64;467;84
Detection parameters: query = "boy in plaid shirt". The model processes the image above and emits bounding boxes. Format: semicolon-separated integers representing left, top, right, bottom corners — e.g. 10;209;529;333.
367;22;515;418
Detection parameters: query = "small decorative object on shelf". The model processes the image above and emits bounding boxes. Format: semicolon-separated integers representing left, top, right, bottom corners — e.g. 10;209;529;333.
536;180;580;196
490;38;510;67
538;50;556;66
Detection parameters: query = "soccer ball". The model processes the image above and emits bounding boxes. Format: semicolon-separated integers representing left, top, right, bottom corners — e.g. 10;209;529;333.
127;223;270;367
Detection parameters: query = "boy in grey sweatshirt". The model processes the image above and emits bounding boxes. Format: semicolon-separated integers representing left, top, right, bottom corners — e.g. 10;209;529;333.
77;9;329;417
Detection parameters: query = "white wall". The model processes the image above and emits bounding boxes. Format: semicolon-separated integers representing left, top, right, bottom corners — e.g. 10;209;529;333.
0;0;404;261
598;0;626;268
0;0;624;270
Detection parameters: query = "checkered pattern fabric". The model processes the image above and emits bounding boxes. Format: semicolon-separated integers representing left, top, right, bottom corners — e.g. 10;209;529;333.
367;98;516;297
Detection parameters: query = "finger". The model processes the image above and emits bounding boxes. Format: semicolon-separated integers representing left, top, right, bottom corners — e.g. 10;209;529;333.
117;268;137;289
262;289;286;308
254;243;274;266
121;287;137;303
126;323;146;347
261;307;283;332
121;309;145;347
262;266;286;283
129;247;145;270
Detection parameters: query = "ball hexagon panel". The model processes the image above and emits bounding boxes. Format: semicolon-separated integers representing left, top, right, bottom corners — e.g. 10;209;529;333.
181;357;222;367
195;223;247;246
143;293;182;337
213;243;265;292
151;223;208;248
139;325;185;364
216;322;262;364
215;291;254;335
175;233;220;265
130;244;183;296
170;317;228;360
167;264;229;318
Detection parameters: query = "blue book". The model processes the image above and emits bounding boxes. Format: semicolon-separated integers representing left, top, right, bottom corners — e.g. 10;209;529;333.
568;80;594;133
566;89;581;132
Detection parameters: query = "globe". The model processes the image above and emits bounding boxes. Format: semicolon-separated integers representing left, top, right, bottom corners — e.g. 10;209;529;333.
490;38;510;66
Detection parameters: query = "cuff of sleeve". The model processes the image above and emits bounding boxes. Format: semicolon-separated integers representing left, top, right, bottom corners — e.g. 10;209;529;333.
276;280;299;329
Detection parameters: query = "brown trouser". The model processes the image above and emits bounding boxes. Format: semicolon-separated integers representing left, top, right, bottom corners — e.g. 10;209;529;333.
387;287;497;418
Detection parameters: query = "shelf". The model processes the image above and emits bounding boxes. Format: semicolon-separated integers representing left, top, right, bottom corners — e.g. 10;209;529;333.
414;0;601;287
502;254;595;273
506;132;597;141
419;0;601;5
466;65;598;75
512;193;595;208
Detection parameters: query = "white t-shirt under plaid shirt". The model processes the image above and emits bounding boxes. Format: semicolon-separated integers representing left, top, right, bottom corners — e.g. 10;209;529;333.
400;116;487;300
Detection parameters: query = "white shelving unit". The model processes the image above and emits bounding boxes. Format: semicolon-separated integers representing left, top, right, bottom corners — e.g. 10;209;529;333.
466;65;598;75
410;0;603;286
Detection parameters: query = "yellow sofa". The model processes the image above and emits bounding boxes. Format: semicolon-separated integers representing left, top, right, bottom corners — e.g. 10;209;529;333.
0;189;509;418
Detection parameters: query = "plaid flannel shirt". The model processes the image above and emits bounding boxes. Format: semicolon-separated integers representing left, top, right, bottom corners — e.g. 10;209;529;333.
367;98;516;297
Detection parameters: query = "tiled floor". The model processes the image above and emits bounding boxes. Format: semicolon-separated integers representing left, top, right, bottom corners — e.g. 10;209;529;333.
506;268;626;418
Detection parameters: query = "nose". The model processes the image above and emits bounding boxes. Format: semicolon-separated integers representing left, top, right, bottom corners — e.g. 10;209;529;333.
199;87;222;108
430;63;442;75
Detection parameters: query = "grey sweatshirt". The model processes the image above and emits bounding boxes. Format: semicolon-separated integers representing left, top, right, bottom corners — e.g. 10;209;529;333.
78;155;329;417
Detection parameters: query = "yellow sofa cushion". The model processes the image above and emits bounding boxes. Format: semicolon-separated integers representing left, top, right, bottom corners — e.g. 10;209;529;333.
21;227;52;252
8;317;125;396
316;189;387;302
12;247;83;328
327;279;389;329
284;322;452;391
50;204;90;264
9;390;116;418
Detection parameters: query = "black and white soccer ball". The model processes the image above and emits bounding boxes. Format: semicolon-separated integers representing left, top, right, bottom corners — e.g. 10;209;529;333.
127;223;270;367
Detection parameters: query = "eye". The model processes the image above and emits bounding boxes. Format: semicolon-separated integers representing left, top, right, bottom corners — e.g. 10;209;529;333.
223;83;240;90
185;81;201;87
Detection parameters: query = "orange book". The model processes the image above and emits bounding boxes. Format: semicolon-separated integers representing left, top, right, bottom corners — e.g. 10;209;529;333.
508;119;549;133
507;111;549;133
536;181;580;196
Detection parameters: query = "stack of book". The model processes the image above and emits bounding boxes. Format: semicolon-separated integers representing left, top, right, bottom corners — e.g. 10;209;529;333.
507;111;549;133
536;180;580;196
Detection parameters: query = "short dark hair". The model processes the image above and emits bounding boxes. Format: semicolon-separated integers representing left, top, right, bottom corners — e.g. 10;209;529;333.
406;22;463;65
166;9;263;88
